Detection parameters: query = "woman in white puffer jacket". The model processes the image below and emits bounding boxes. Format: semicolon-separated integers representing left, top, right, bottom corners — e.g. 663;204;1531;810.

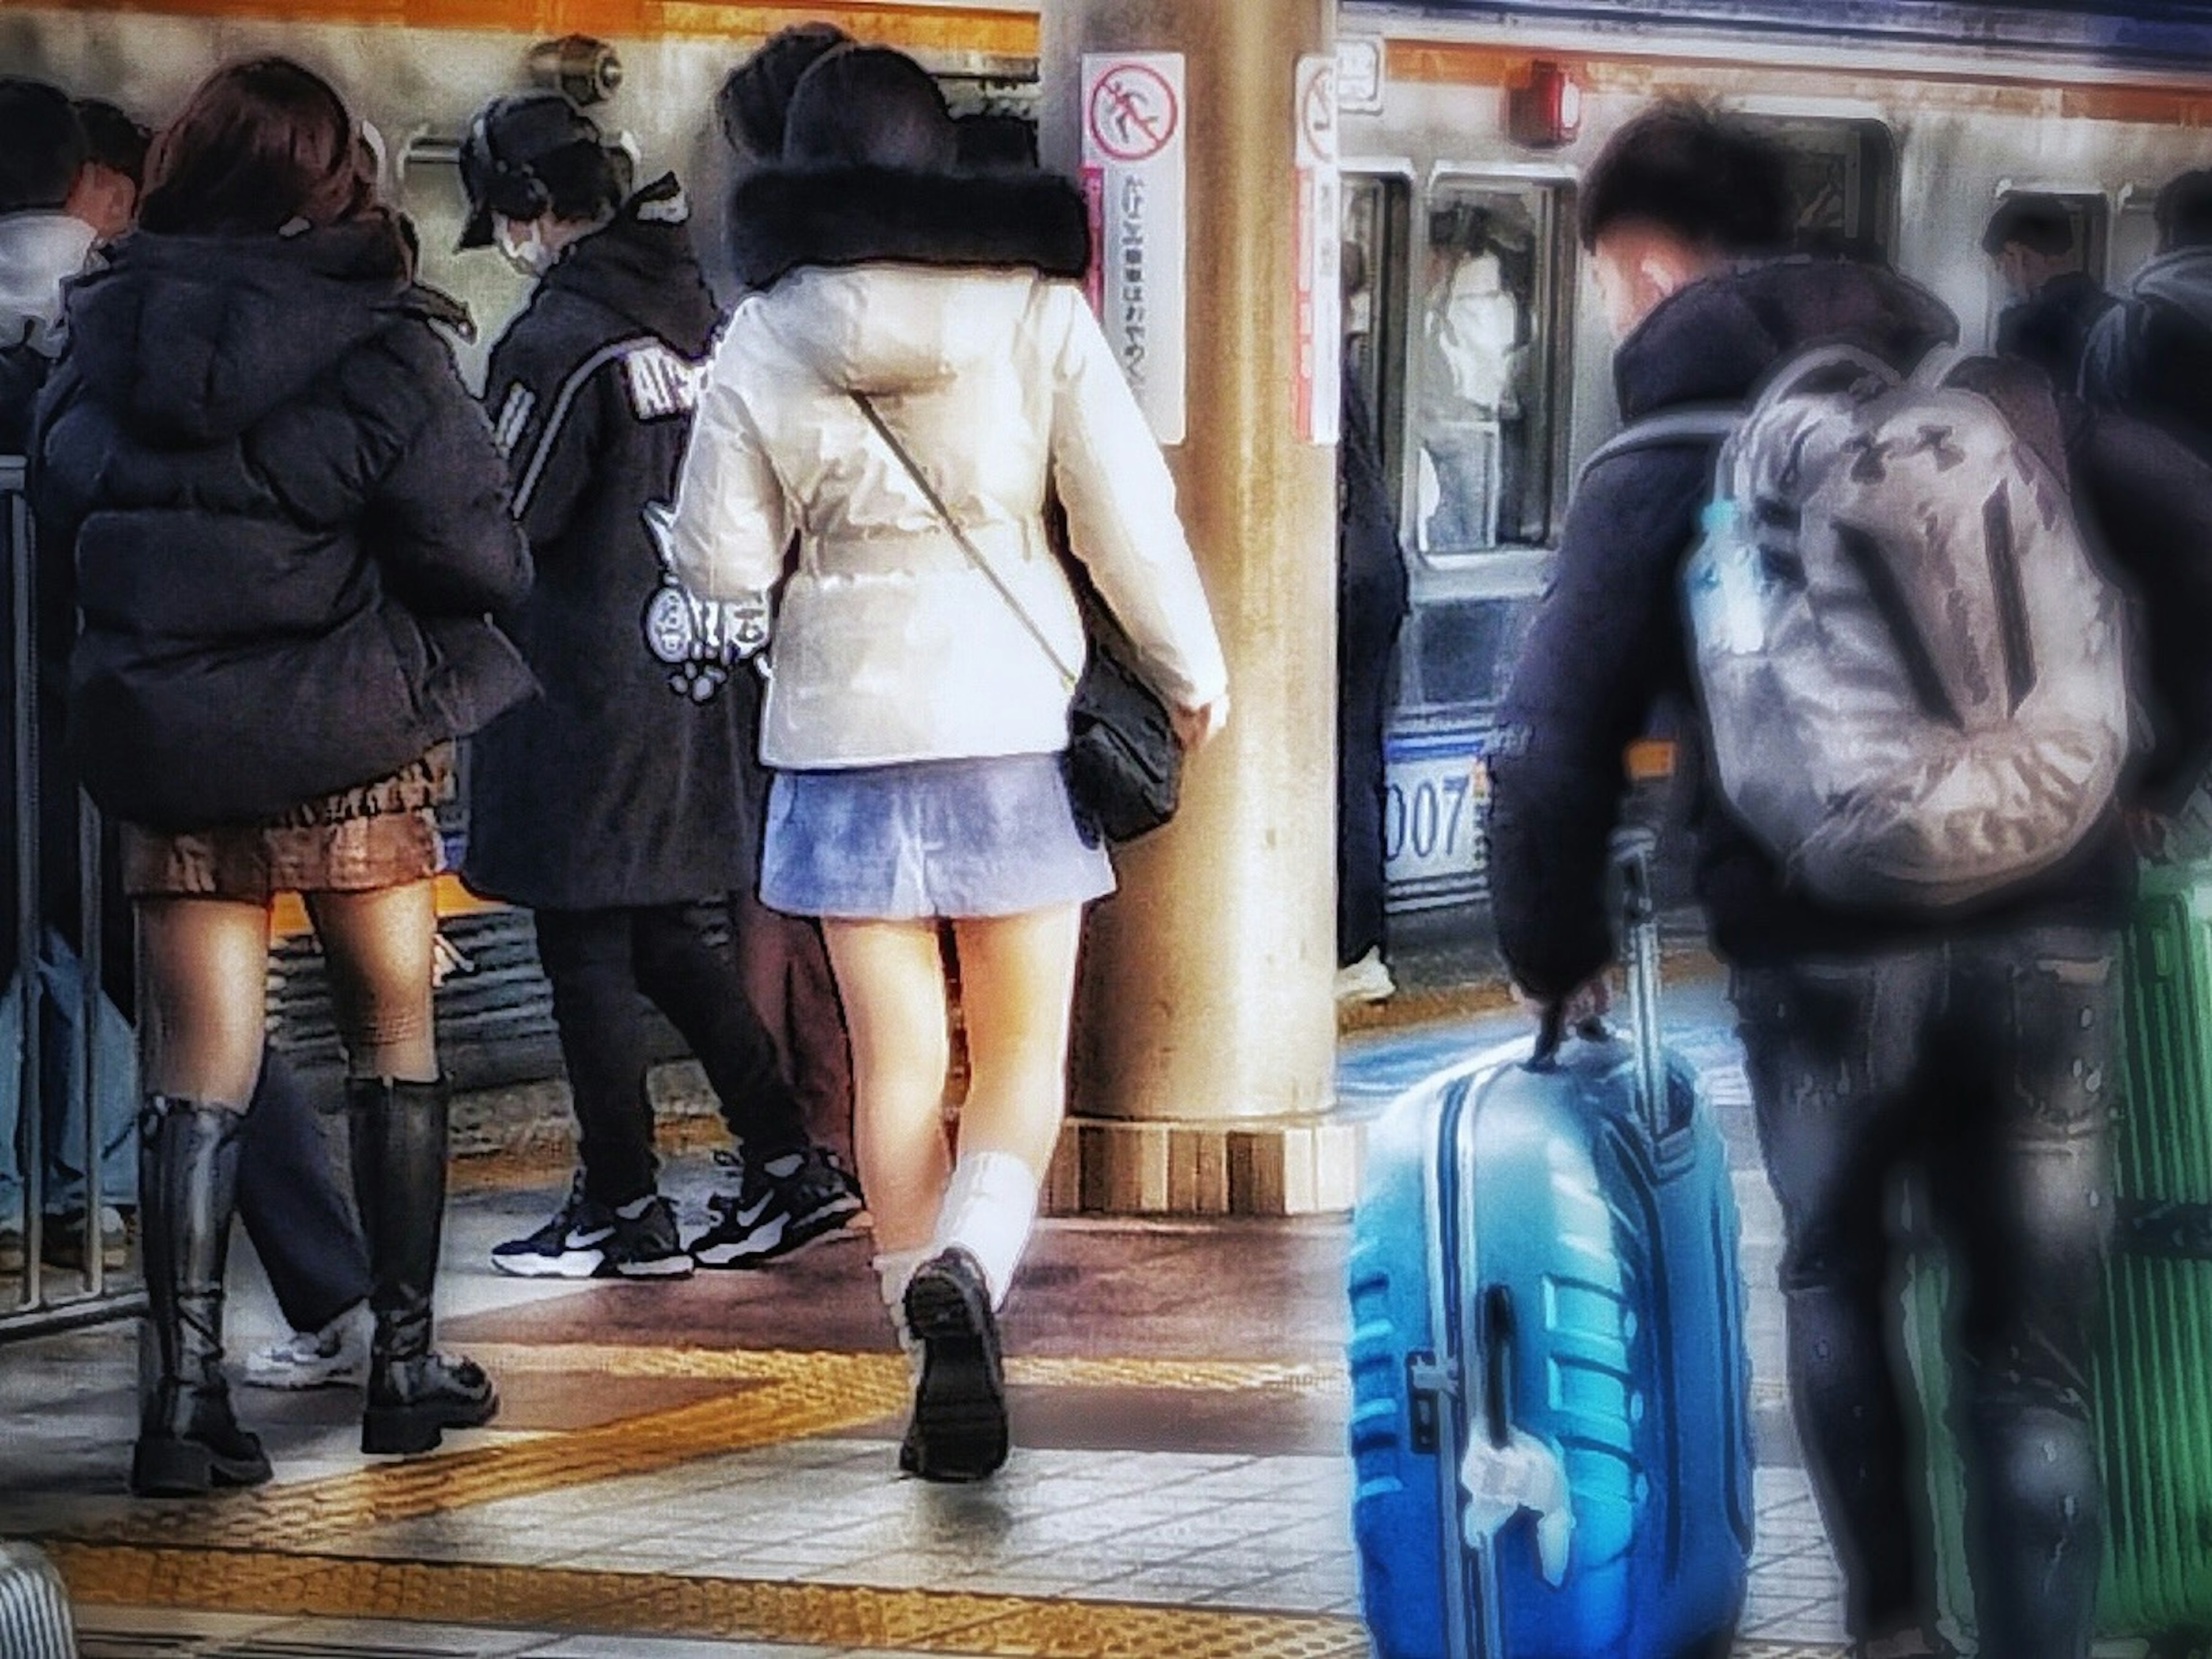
660;45;1229;1482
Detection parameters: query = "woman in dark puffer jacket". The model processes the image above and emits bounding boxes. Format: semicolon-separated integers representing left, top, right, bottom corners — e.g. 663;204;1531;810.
32;59;533;1497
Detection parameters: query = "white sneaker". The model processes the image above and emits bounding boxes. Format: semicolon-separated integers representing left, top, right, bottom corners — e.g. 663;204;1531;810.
1334;949;1397;1005
243;1311;368;1391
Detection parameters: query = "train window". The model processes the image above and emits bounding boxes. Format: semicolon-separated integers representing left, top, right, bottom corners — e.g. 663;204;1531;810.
1411;178;1574;558
1342;173;1412;522
1744;117;1897;260
2112;184;2162;291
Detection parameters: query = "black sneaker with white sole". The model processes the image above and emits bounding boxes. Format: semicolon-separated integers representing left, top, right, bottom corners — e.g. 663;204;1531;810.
490;1177;693;1280
900;1245;1009;1482
690;1147;862;1268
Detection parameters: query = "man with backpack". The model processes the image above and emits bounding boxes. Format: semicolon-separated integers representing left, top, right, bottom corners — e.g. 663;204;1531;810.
1488;104;2212;1659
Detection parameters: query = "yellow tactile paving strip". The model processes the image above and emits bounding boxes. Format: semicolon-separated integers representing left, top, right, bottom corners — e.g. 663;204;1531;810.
71;1349;1345;1553
469;1342;1352;1396
39;1344;1847;1658
84;1350;912;1551
52;1546;1374;1658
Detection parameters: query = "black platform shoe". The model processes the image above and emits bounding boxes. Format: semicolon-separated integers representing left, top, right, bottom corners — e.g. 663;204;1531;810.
900;1247;1009;1482
130;1098;272;1497
346;1077;499;1456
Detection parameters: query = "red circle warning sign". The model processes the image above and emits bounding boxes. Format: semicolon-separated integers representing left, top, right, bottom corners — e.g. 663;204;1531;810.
1088;62;1180;163
1300;65;1336;161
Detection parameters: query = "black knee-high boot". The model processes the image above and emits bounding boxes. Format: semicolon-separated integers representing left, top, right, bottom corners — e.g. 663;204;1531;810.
131;1097;272;1497
344;1077;498;1455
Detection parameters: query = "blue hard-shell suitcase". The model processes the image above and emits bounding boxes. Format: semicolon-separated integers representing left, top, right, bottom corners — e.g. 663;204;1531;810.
1347;849;1755;1659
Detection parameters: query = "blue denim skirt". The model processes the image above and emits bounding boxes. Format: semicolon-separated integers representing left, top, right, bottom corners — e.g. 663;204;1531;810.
759;753;1116;921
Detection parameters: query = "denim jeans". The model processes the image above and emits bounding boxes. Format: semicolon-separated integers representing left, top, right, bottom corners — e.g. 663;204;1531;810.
1733;926;2118;1659
0;931;137;1228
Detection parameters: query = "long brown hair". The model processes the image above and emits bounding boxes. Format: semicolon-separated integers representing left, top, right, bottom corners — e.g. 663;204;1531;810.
139;58;374;236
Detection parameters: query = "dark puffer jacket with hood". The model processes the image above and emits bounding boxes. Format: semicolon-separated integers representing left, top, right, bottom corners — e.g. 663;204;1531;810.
32;215;534;831
1489;256;2212;1002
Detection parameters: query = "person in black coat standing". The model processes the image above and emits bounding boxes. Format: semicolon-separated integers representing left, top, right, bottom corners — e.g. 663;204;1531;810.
1335;240;1411;1003
1983;195;2115;393
33;59;531;1497
457;93;855;1282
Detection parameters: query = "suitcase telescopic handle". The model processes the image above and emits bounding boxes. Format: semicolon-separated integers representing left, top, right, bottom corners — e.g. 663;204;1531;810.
1528;834;1668;1135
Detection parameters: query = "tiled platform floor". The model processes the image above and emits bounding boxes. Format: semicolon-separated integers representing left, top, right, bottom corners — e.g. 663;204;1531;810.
4;1002;1857;1657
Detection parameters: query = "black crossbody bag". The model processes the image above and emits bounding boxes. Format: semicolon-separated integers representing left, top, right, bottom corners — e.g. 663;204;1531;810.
848;391;1181;847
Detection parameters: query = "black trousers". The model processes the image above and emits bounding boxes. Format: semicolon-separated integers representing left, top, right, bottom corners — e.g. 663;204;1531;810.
1336;620;1401;968
1733;926;2118;1659
237;1047;370;1334
534;899;808;1207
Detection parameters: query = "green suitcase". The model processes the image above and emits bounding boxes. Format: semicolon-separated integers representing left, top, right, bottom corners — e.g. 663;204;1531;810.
1907;864;2212;1657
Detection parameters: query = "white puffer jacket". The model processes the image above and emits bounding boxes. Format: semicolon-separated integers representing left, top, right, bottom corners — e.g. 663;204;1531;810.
661;166;1229;772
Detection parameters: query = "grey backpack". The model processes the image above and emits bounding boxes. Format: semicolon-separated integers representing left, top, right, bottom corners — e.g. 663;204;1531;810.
1605;344;2131;911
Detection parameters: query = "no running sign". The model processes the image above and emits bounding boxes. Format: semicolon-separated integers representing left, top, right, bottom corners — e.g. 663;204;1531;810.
1081;54;1188;446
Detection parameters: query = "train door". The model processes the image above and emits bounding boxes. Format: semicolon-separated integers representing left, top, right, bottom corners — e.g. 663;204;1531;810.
1346;166;1579;917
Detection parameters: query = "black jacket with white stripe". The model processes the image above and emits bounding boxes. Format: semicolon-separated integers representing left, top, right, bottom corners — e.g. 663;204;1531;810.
463;175;759;911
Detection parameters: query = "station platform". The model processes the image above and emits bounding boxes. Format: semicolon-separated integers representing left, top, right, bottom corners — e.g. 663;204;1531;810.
0;995;1858;1659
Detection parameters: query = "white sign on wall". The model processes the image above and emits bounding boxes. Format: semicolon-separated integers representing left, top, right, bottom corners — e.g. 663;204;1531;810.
1081;52;1189;445
1336;36;1385;116
1294;53;1342;446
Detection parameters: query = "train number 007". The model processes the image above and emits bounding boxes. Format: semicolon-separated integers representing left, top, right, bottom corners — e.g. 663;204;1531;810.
1383;767;1487;870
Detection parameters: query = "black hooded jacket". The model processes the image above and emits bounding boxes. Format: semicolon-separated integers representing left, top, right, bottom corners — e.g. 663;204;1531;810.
1488;257;2212;1001
32;216;533;831
462;177;751;911
1995;270;2115;393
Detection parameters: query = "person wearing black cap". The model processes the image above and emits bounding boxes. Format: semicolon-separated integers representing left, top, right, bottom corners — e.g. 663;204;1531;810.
457;92;858;1282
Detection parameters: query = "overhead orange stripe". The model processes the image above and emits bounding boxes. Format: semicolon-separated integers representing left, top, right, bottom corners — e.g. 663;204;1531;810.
1387;36;2212;127
17;0;1040;56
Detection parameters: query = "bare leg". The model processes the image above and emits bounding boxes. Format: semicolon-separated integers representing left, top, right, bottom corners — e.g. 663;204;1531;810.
821;918;951;1254
946;906;1084;1180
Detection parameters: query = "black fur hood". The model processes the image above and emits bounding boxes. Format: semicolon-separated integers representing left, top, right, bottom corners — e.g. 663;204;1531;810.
729;164;1090;291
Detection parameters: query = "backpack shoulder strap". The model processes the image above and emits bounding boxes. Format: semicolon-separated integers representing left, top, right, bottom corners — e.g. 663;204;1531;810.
1579;407;1740;483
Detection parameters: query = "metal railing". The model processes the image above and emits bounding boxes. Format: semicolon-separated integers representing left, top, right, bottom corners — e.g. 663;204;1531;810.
3;453;145;1340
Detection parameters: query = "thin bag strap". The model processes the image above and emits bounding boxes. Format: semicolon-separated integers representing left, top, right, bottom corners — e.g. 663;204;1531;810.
847;389;1080;691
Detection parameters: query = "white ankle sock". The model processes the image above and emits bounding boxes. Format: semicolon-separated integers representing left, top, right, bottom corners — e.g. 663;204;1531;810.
873;1247;929;1377
931;1149;1040;1312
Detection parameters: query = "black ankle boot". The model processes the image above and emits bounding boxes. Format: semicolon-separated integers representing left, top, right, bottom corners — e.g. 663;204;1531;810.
900;1247;1009;1482
345;1077;498;1456
131;1097;271;1497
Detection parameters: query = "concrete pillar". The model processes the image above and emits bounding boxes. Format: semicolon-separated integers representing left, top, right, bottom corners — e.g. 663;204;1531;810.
1039;0;1346;1213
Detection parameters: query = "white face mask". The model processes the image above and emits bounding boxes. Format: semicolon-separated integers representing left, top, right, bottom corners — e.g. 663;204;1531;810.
494;217;555;278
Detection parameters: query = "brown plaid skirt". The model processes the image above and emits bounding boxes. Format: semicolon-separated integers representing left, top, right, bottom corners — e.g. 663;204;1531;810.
120;744;454;904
